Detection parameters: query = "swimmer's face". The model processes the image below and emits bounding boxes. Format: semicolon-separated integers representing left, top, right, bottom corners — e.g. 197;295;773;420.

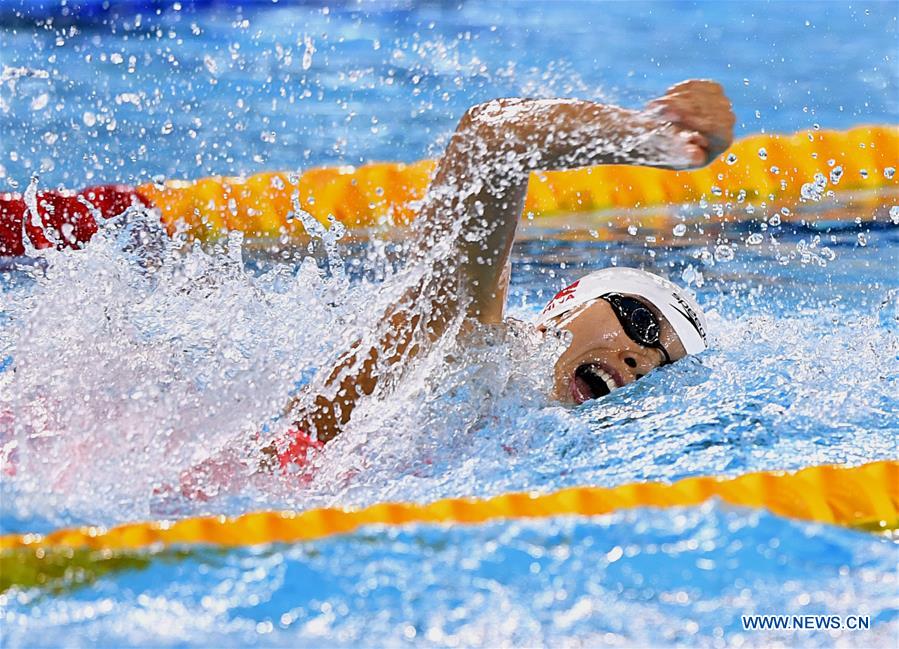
541;296;688;404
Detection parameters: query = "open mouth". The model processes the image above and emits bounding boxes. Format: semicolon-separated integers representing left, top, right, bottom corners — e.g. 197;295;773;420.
570;362;620;404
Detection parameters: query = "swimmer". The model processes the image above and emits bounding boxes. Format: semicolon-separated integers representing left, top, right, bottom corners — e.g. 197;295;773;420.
275;79;734;465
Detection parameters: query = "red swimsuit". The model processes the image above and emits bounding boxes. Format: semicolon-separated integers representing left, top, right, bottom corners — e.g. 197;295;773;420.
276;426;324;469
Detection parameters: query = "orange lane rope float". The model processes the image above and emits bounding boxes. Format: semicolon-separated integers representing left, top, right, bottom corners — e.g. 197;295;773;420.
1;125;897;255
2;461;896;558
133;124;899;235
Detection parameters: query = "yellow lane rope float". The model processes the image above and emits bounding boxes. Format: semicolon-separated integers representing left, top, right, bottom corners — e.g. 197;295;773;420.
3;461;896;558
137;125;898;239
3;125;895;255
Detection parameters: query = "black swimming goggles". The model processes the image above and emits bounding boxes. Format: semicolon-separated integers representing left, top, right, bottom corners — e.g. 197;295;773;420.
600;293;672;365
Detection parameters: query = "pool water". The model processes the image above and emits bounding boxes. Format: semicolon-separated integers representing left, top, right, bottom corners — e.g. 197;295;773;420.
1;1;898;647
4;507;898;647
1;1;896;185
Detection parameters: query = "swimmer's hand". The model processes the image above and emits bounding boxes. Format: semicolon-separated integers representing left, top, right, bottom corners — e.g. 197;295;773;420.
640;79;735;169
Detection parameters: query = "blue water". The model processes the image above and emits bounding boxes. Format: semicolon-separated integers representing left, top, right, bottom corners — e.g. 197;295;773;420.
1;1;898;647
1;1;896;186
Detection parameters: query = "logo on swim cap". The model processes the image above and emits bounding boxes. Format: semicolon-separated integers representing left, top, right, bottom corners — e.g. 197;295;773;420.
542;280;581;315
669;292;707;344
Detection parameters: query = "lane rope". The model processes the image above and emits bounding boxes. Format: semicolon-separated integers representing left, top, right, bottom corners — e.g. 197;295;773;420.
138;124;899;236
3;125;897;256
2;461;896;554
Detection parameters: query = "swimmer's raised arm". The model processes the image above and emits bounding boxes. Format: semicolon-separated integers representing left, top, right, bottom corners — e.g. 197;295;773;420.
281;80;734;448
419;79;734;323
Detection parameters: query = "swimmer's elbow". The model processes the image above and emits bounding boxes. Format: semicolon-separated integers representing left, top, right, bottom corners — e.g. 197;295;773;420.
457;98;522;134
453;99;544;161
461;98;507;121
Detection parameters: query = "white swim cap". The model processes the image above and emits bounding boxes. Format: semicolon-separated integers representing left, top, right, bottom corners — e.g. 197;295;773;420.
536;267;708;354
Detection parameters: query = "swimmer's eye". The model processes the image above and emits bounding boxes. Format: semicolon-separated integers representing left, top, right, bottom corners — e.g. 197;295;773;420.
600;293;671;364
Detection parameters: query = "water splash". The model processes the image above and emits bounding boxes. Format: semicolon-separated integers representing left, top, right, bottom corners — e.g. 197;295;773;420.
21;175;49;254
799;172;828;202
287;192;346;287
2;203;343;523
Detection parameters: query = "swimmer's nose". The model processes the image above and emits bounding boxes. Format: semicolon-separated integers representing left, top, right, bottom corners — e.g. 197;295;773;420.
618;350;663;381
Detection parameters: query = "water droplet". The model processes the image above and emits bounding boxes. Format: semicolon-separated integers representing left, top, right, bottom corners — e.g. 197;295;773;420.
681;264;703;287
627;225;638;236
830;166;843;184
203;55;218;75
758;147;768;160
725;153;738;165
768;213;782;227
30;93;49;111
890;206;899;225
859;169;868;179
885;167;896;180
747;233;763;245
673;223;687;237
302;35;316;70
857;232;867;247
61;222;75;242
800;172;828;202
769;166;780;174
714;244;734;262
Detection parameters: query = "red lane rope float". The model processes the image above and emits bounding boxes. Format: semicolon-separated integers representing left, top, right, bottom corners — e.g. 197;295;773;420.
1;125;897;255
0;185;148;256
1;461;896;555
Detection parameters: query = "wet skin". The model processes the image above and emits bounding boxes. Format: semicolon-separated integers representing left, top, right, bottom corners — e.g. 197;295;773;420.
542;296;688;404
